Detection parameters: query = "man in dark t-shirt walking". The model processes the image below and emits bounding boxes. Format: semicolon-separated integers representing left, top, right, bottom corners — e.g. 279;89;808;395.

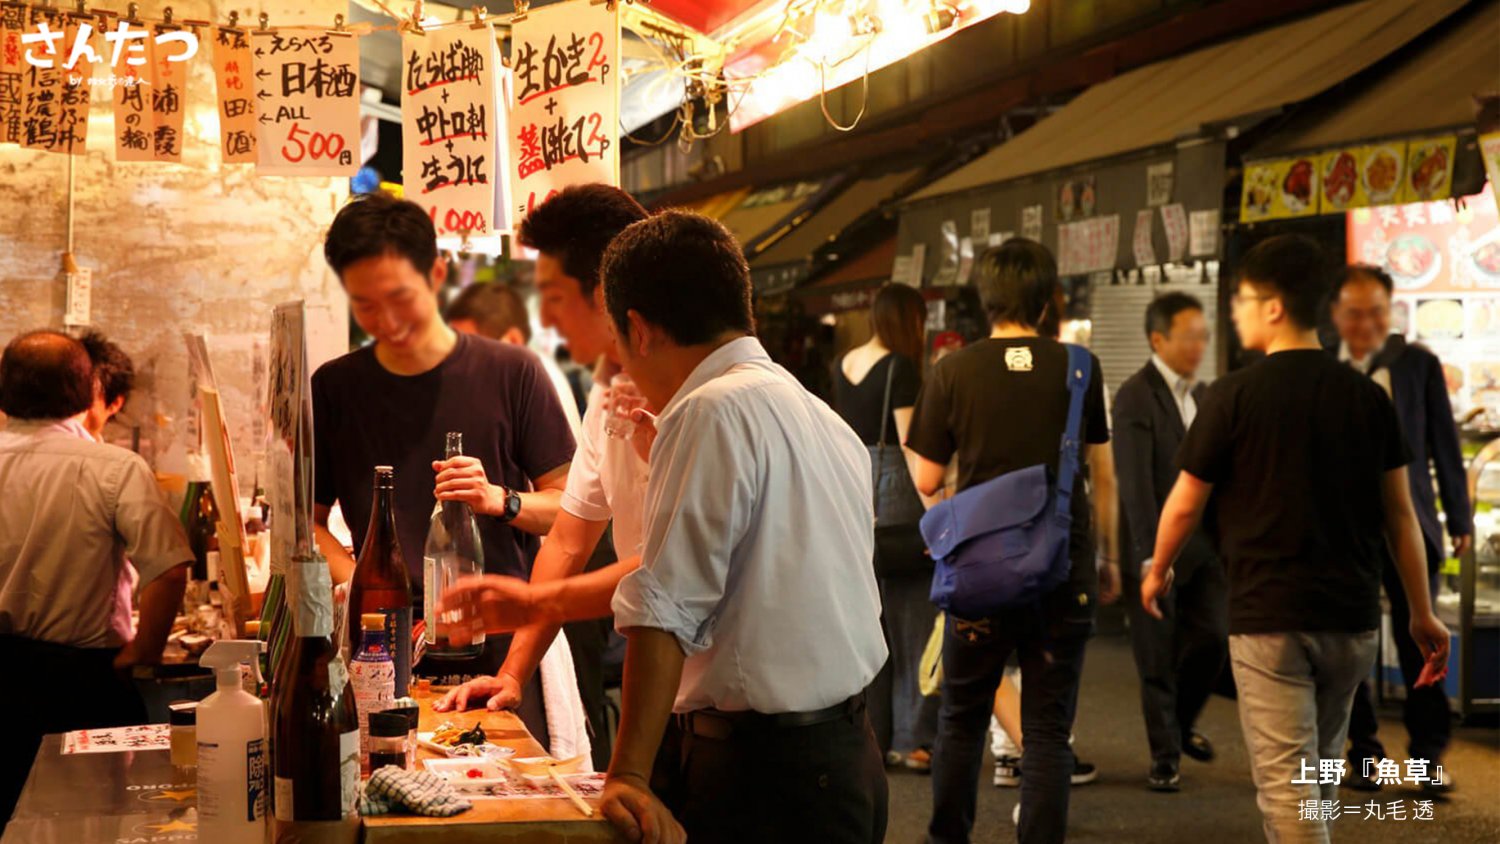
312;192;575;745
1144;235;1450;844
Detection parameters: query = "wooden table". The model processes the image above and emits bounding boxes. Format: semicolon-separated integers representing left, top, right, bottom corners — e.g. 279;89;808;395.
360;690;625;844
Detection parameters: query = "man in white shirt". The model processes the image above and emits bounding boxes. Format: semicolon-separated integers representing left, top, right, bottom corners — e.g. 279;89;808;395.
1112;293;1226;792
599;211;887;843
0;331;191;823
435;186;651;776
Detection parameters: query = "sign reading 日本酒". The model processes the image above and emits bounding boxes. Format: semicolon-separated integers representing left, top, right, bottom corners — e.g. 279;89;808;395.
402;22;510;240
507;0;619;221
213;26;257;164
252;27;359;176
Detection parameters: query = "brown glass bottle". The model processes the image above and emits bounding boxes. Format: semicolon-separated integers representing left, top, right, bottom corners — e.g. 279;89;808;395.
348;466;414;693
272;560;359;822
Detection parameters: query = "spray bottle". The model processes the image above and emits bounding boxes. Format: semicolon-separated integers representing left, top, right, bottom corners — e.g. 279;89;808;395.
197;639;269;844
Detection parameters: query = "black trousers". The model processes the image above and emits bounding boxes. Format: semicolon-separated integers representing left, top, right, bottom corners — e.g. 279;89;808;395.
651;703;888;844
1122;558;1229;765
0;637;147;827
1347;545;1452;766
930;598;1092;844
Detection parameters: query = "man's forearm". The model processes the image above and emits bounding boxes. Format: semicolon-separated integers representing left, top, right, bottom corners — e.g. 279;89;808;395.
510;489;562;536
497;515;610;686
1150;474;1209;576
608;627;686;783
315;521;358;584
133;564;189;663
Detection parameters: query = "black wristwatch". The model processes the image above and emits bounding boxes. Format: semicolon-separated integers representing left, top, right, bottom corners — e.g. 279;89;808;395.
497;487;522;523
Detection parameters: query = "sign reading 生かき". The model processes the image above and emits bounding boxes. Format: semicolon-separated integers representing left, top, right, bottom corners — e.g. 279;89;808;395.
507;0;619;221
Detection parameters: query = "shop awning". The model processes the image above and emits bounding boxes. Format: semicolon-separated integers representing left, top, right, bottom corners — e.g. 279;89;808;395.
908;0;1469;204
1251;2;1499;155
752;168;920;269
718;179;842;257
673;187;752;220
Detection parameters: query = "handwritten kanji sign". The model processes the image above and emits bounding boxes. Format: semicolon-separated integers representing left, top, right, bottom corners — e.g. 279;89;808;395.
149;24;187;162
213;26;256;163
402;22;509;240
111;21;153;161
20;11;93;155
252;28;359;176
0;3;26;144
507;0;619;220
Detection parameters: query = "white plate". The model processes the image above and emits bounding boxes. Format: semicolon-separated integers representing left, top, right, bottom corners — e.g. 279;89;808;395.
423;757;510;789
416;731;516;759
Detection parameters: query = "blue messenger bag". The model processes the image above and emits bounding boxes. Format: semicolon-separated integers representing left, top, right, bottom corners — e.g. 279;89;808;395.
921;343;1090;618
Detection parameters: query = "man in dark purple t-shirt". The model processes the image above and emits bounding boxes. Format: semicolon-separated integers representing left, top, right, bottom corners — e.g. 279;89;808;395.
313;192;575;743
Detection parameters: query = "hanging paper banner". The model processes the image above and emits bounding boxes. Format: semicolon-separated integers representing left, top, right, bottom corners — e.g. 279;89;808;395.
1132;208;1156;267
253;28;360;176
149;23;190;162
1399;136;1457;205
19;9;93;154
1160;203;1189;262
212;26;256;163
112;20;153;161
1481;133;1500;217
0;3;25;144
507;0;620;220
402;22;508;240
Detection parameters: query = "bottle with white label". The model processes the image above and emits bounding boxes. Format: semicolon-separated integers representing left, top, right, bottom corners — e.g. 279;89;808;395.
197;639;268;844
350;612;396;775
271;558;360;821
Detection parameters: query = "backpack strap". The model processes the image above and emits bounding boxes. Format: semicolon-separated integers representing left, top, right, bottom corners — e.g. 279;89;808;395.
1053;343;1092;523
873;355;897;521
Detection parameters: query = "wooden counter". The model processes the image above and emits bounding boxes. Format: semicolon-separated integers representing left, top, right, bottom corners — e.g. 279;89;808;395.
360;690;625;844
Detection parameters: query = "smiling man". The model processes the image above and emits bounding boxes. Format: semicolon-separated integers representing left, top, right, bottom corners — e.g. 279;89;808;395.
311;191;575;745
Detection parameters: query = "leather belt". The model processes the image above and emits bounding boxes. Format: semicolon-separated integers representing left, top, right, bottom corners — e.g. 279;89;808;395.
674;694;865;740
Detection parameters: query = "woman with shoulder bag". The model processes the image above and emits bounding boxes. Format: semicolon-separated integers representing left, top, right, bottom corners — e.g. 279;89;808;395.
833;283;940;772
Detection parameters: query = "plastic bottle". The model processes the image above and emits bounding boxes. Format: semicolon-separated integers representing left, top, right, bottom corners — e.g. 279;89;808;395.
350;612;396;775
197;639;269;844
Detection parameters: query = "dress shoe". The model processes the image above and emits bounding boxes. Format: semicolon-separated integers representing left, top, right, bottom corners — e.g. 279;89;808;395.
1148;760;1181;792
1182;731;1215;763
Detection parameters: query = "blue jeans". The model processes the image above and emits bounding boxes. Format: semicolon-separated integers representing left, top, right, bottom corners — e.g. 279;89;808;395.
929;599;1092;844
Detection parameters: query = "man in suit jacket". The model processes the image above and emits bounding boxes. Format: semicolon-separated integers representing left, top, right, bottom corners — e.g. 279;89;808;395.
1113;292;1227;793
1330;265;1471;795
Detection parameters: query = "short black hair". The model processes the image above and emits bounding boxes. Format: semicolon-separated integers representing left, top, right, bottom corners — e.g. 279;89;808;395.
0;330;94;420
517;184;649;299
602;211;755;347
446;283;531;343
973;238;1058;328
324;191;438;280
1237;234;1331;330
1334;264;1394;298
1145;292;1204;339
79;330;135;406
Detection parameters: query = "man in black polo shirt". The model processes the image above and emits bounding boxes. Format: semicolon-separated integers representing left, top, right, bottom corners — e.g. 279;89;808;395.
312;192;575;745
1144;235;1450;843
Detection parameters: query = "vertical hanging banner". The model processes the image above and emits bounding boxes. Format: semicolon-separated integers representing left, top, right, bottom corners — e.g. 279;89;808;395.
19;8;93;154
212;26;256;163
507;0;619;221
149;23;190;162
253;28;360;176
402;22;507;240
111;20;153;161
0;3;25;144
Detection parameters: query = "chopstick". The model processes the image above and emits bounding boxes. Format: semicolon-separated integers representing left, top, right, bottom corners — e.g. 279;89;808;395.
548;765;594;817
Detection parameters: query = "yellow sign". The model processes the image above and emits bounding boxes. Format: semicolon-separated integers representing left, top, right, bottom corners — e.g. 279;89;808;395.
1241;156;1318;222
1246;134;1462;219
1400;136;1458;204
1317;147;1366;214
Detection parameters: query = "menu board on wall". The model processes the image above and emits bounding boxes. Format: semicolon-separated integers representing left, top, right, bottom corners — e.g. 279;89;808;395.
403;22;510;240
253;28;360;176
0;3;25;144
507;0;619;221
212;26;257;163
1348;183;1500;413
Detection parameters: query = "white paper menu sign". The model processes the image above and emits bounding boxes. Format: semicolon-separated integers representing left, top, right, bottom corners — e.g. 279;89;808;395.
404;24;508;241
1160;203;1189;262
63;724;169;754
111;21;153;161
253;28;360;176
1132;208;1156;267
507;1;620;222
212;26;257;163
1189;209;1219;257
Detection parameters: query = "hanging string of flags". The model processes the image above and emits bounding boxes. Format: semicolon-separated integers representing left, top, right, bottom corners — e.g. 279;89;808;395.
0;0;627;239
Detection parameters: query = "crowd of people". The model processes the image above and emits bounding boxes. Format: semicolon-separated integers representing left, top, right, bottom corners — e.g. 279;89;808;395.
0;181;1470;844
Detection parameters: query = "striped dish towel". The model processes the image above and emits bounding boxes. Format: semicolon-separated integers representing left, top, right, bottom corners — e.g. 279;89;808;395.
359;767;472;817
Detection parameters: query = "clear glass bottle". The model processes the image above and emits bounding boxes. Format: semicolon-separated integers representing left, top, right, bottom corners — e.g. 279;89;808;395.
423;432;486;660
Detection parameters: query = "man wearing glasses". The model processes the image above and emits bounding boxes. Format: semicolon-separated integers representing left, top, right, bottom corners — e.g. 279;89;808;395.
1329;264;1470;796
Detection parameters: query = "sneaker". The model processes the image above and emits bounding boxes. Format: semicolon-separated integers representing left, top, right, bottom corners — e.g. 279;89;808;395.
1071;754;1099;786
904;748;932;773
993;755;1022;787
1148;760;1181;792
